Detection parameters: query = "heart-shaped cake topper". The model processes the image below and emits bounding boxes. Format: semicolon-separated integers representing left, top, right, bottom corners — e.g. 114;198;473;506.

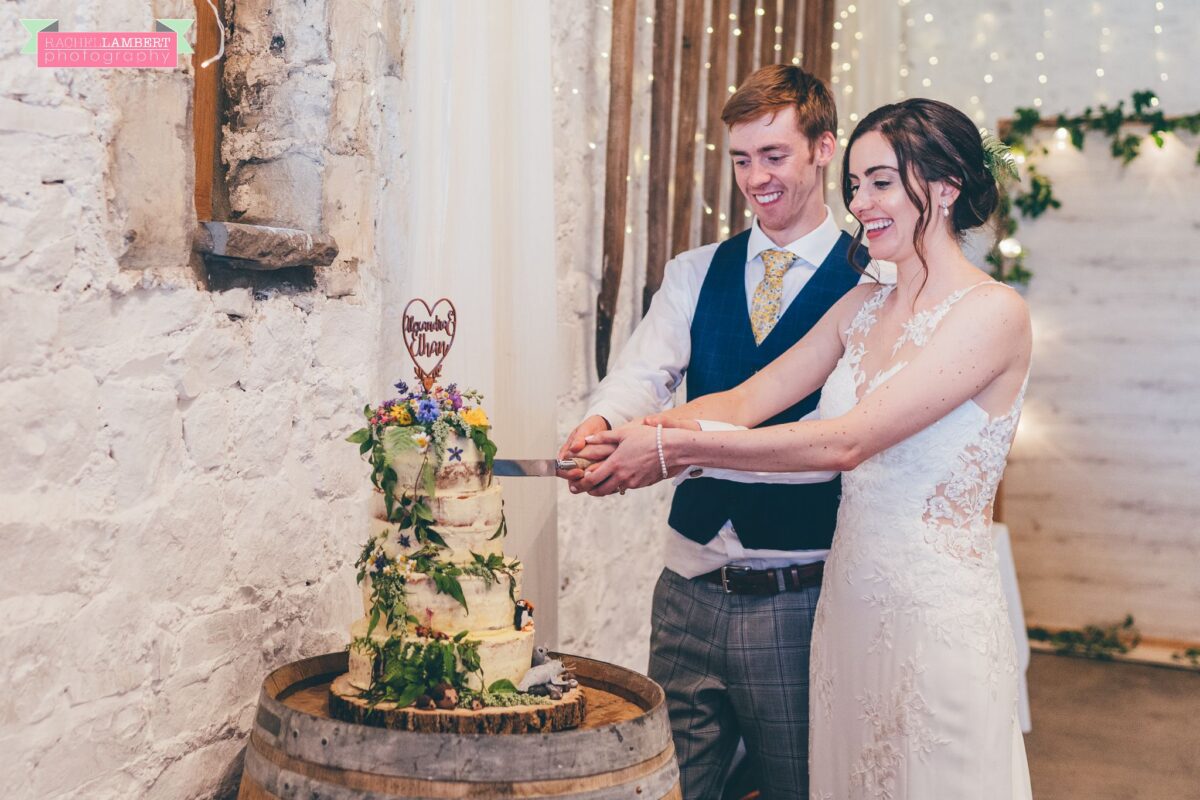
402;297;457;390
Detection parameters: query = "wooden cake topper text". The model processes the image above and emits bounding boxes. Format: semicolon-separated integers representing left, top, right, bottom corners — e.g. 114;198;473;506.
402;298;457;390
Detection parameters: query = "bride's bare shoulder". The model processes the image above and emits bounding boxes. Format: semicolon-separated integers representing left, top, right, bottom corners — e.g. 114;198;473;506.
950;281;1032;355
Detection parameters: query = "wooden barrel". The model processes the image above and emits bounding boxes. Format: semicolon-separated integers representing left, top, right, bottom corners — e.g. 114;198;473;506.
238;651;681;799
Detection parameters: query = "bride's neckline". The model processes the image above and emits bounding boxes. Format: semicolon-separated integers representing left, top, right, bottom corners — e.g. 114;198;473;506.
850;280;999;407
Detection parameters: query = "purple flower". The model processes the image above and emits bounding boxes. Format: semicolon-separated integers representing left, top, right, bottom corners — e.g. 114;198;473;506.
398;533;412;549
381;399;397;410
393;380;409;394
373;554;388;572
447;446;463;462
450;393;463;410
416;398;440;424
446;383;458;394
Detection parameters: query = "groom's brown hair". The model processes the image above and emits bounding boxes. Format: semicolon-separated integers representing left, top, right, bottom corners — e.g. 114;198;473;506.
721;64;837;145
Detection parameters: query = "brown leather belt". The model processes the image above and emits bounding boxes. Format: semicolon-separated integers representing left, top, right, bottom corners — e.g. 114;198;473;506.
696;562;824;595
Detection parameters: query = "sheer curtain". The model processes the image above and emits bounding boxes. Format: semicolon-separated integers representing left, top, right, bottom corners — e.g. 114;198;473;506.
399;0;560;643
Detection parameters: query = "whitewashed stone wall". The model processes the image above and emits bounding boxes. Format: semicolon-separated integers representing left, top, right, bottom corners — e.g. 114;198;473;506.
990;133;1200;642
0;1;411;797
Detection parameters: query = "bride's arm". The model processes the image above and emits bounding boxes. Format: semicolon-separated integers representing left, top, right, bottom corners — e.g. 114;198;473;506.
580;285;1030;492
650;284;878;429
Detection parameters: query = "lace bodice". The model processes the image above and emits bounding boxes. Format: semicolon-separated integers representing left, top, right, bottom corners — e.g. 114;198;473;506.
820;282;1027;571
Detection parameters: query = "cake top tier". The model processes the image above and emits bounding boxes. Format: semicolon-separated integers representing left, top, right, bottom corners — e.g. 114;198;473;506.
348;380;498;498
368;381;488;430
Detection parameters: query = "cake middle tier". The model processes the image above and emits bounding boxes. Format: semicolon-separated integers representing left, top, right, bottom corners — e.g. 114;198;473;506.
362;568;523;632
370;517;505;565
371;482;503;529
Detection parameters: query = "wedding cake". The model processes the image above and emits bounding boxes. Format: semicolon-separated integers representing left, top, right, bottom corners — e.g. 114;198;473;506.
338;381;550;715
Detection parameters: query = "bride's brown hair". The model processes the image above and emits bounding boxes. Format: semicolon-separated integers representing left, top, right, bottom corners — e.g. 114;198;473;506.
842;99;1000;297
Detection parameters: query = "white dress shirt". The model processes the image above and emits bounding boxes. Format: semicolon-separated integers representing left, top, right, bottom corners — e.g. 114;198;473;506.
587;208;894;578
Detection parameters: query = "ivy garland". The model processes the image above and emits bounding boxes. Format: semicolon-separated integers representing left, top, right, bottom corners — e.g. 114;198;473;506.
987;90;1200;285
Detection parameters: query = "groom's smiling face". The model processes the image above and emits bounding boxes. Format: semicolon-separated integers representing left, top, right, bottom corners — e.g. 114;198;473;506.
729;106;834;245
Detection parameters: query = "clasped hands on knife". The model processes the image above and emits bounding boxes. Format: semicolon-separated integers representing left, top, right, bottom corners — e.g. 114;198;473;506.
555;414;695;498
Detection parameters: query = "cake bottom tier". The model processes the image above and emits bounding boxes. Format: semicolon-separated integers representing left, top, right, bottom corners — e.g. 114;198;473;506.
347;618;535;693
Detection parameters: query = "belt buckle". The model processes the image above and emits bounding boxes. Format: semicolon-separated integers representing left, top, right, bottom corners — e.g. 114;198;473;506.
719;565;749;594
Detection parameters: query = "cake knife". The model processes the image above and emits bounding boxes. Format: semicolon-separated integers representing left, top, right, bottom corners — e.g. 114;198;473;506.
492;458;593;477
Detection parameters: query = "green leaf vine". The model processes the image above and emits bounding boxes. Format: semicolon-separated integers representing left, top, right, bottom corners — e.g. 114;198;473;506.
988;90;1200;285
354;632;483;708
1027;615;1141;661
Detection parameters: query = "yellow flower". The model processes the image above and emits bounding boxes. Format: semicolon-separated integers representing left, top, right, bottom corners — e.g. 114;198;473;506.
462;406;489;428
391;406;412;425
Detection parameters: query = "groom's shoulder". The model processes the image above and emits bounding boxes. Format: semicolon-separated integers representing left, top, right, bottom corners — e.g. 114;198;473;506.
666;240;723;279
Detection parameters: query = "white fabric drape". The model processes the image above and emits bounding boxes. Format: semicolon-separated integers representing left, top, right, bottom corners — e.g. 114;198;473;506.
400;0;560;643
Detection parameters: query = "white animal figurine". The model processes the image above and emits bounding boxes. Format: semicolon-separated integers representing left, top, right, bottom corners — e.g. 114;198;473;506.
517;659;566;692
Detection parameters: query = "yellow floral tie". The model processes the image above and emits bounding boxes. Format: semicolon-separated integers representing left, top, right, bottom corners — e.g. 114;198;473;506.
750;249;797;344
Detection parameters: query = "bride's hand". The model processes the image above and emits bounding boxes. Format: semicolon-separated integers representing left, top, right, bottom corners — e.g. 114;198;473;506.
572;425;674;497
642;414;701;431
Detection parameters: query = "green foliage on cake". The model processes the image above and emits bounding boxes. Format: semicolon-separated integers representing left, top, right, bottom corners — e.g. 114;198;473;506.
352;631;482;709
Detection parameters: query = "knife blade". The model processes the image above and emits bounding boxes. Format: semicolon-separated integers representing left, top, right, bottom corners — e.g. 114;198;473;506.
493;458;591;477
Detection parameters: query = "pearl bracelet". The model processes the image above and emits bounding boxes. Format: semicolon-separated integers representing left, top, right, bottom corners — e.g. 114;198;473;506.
656;423;668;480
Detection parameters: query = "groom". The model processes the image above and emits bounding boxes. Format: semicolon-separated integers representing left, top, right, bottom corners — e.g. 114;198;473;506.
561;65;892;796
560;65;882;798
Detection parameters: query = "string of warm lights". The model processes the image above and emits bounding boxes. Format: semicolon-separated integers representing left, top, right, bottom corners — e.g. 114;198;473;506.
559;1;1187;255
827;0;1189;224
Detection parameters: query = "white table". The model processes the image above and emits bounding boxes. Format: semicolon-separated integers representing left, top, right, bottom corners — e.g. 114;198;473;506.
995;522;1032;733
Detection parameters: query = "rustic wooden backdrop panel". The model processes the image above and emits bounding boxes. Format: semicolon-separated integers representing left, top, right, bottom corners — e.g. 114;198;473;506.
1003;131;1200;644
598;0;832;377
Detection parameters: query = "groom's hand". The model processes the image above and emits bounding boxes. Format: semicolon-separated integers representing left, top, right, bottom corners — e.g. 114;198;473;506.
557;415;614;482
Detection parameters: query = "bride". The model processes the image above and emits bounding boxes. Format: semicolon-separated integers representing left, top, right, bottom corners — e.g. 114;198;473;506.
579;98;1034;799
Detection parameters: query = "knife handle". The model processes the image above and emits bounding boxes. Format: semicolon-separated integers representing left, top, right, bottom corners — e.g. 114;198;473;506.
556;458;593;472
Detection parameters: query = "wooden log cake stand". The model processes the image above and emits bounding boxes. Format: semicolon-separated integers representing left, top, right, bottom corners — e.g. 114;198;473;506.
238;651;681;799
328;672;586;734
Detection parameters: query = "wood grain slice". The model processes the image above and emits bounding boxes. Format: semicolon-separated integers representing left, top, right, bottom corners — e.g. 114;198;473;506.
328;674;587;734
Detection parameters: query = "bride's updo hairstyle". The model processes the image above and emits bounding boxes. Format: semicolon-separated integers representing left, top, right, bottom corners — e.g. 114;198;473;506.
842;98;1000;282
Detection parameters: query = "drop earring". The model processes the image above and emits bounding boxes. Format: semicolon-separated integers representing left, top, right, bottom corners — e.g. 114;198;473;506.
941;202;950;218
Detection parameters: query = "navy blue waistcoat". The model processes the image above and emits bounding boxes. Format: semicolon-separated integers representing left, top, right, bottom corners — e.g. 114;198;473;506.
667;229;867;551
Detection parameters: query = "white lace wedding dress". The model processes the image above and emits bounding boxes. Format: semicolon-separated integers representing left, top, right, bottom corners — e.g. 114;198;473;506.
809;282;1033;799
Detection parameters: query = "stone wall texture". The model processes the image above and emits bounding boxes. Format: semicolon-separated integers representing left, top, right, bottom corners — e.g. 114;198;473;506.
0;1;409;797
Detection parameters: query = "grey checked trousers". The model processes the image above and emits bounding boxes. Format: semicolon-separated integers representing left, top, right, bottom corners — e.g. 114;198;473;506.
648;567;820;800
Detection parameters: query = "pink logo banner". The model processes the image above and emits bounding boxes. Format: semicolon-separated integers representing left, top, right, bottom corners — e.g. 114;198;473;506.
37;32;178;68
